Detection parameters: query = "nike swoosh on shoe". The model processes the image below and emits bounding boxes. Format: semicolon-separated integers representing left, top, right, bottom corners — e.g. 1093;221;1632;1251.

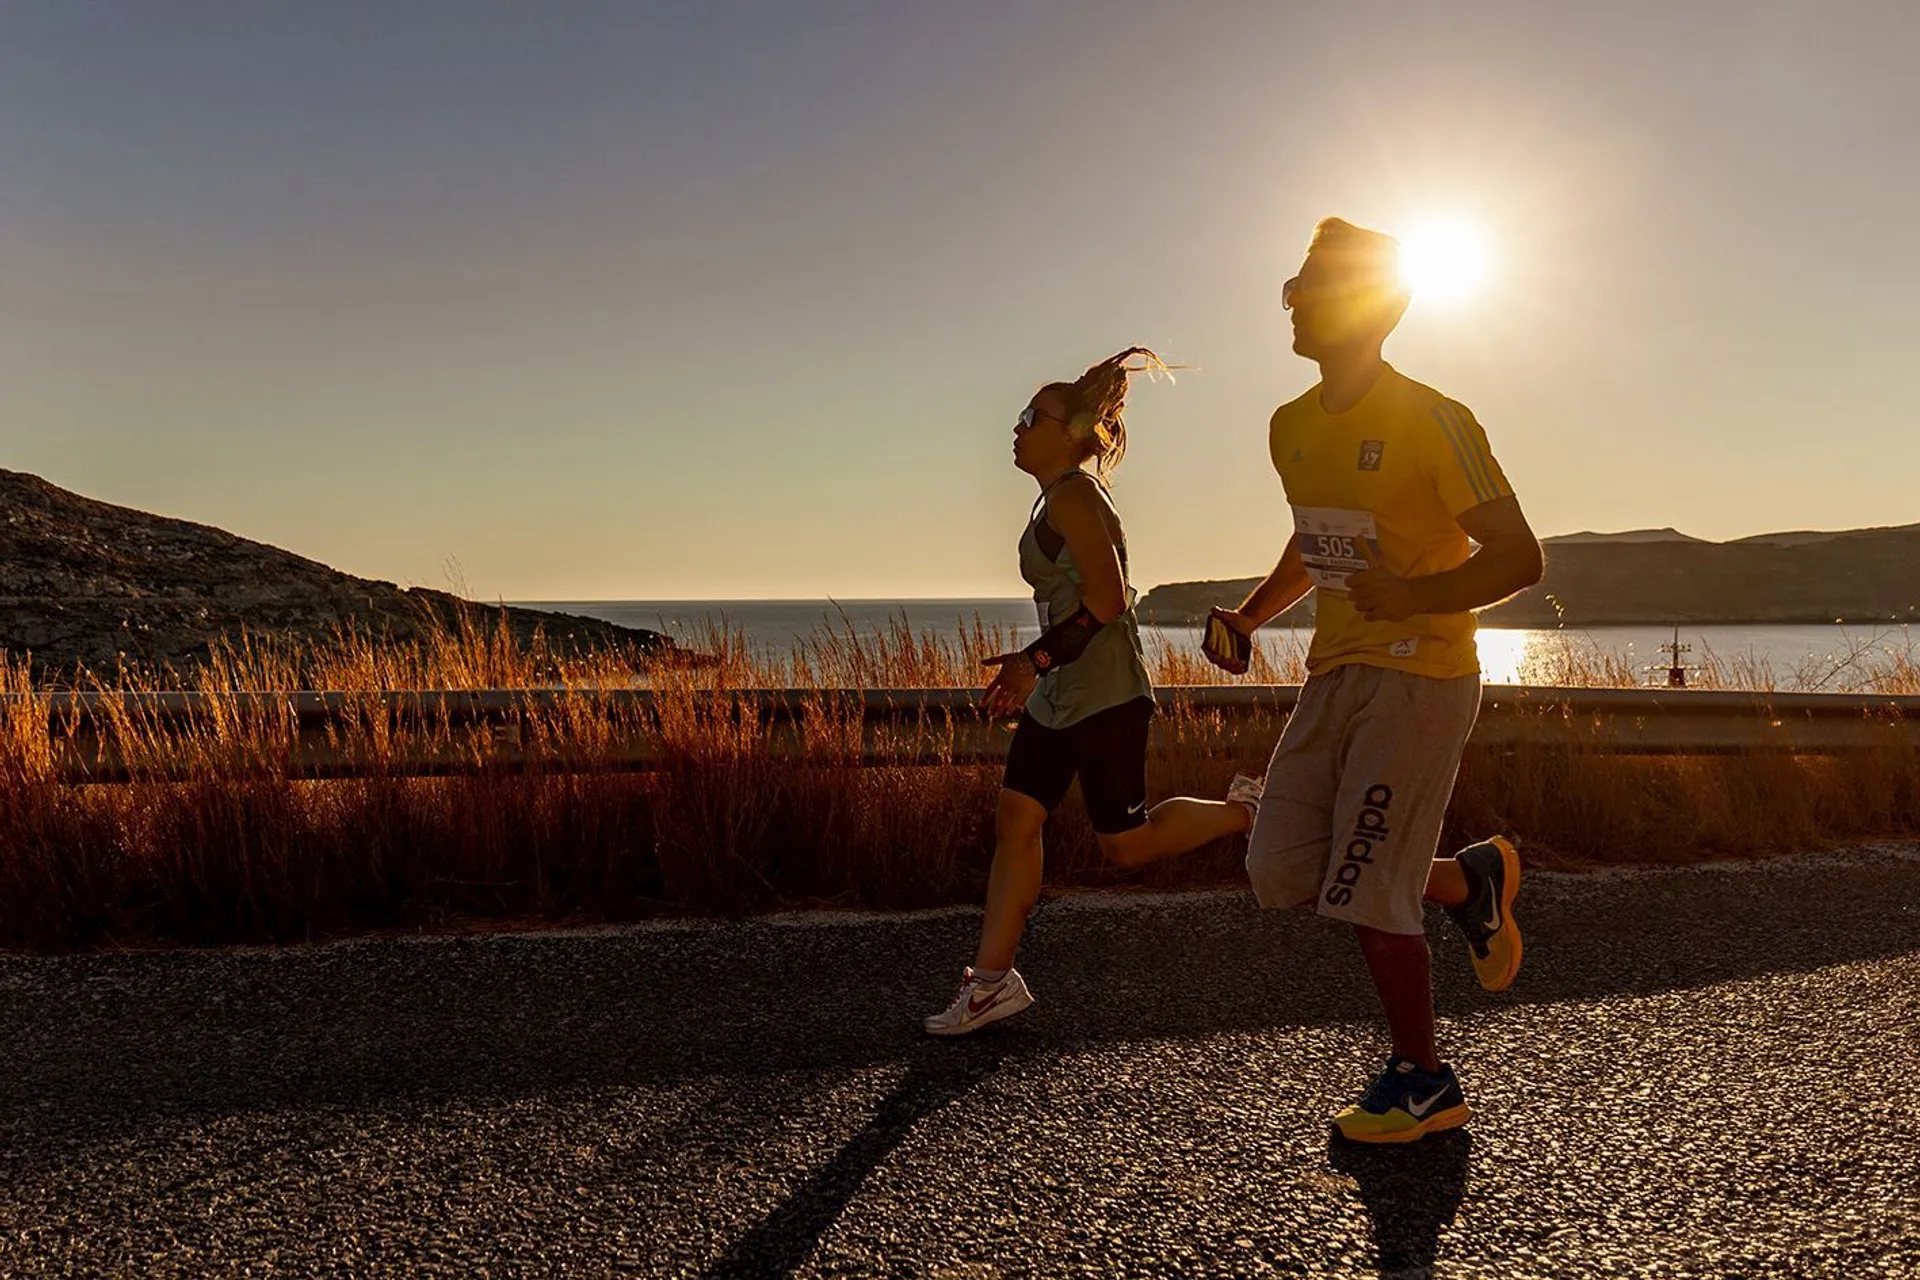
966;988;1005;1018
1407;1087;1452;1118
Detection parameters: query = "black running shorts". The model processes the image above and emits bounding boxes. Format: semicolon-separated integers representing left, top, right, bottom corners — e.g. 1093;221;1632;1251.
1002;696;1155;834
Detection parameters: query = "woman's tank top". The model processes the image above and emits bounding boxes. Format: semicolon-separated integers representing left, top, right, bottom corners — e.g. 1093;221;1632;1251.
1016;471;1155;729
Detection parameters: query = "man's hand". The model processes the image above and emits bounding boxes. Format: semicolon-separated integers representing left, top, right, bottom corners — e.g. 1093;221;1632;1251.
981;651;1039;717
1343;497;1545;622
1202;607;1257;675
1345;565;1426;623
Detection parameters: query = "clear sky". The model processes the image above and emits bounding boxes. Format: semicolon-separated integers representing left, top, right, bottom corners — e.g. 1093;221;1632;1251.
5;1;1917;600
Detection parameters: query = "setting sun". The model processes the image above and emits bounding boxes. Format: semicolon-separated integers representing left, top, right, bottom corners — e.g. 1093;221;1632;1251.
1398;219;1490;306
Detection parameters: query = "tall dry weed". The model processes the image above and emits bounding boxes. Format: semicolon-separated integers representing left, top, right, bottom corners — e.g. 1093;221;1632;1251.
0;610;1915;950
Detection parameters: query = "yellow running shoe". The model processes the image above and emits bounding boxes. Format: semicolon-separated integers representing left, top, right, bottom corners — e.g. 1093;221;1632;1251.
1333;1057;1472;1144
1446;835;1523;992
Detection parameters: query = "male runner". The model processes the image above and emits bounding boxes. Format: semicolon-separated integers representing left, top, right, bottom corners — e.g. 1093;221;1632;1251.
1207;217;1543;1143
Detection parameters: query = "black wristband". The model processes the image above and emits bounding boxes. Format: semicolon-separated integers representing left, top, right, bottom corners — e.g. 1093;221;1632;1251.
1024;606;1104;672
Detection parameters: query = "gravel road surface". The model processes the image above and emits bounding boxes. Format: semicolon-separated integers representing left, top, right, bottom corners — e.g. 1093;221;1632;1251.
2;847;1916;1278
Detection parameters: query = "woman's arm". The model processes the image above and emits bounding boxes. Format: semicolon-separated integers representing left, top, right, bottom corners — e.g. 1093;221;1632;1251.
980;475;1127;713
1044;475;1127;622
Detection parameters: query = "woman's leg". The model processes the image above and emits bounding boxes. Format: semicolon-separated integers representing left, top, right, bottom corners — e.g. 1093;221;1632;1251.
1096;795;1253;869
973;788;1051;972
1071;696;1256;869
927;785;1051;1036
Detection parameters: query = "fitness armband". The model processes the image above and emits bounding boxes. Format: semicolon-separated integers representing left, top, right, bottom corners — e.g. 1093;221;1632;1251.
1023;606;1105;672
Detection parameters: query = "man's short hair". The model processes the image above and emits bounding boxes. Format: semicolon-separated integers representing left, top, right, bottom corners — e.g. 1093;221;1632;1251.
1307;217;1403;292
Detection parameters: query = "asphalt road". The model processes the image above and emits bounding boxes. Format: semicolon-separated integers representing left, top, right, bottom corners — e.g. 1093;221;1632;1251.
1;846;1916;1278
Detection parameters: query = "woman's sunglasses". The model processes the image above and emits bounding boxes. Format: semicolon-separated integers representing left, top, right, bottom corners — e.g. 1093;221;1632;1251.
1017;404;1065;431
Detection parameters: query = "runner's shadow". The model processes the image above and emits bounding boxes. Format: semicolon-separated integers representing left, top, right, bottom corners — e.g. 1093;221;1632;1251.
701;1038;1007;1279
1327;1129;1472;1278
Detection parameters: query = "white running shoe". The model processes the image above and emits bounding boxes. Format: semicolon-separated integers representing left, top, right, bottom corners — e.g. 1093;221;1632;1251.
1226;772;1265;819
924;967;1034;1037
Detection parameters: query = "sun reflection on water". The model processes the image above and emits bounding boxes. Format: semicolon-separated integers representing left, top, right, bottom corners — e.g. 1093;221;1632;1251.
1472;629;1532;685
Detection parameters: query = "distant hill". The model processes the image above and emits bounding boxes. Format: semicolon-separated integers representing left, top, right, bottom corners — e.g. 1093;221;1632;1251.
1544;528;1705;546
1731;523;1920;548
1138;523;1920;628
0;469;676;675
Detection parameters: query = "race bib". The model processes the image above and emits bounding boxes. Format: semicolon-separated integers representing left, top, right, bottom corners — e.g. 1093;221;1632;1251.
1293;506;1381;592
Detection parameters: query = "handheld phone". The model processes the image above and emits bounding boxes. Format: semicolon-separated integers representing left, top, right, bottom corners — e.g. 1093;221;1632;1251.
1203;608;1253;674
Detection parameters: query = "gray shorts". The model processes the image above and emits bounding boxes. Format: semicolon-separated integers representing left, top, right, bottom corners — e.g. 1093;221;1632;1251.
1245;665;1481;935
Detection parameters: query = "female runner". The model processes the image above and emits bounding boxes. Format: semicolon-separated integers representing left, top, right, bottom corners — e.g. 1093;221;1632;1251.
926;348;1261;1035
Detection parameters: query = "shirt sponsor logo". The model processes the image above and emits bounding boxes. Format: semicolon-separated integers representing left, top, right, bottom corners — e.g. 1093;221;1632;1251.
1358;439;1385;471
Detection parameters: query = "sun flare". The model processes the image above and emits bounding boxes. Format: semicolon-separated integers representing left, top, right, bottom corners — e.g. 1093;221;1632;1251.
1398;219;1490;306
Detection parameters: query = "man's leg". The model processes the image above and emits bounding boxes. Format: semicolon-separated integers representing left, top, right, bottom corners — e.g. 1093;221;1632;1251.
1245;674;1341;908
1339;911;1472;1144
1348;841;1523;1076
1425;856;1469;906
1355;925;1438;1071
1316;669;1481;1142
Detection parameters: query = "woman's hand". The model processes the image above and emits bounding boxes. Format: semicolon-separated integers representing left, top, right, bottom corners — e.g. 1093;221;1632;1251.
981;651;1039;717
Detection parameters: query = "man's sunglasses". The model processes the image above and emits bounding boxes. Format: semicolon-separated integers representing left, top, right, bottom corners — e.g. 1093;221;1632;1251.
1285;274;1399;310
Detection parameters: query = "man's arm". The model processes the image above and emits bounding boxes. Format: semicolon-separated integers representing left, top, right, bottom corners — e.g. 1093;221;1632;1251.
1346;495;1543;623
1201;536;1311;675
1233;535;1313;628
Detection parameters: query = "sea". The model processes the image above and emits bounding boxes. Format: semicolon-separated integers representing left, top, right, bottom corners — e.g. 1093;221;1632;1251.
514;599;1918;689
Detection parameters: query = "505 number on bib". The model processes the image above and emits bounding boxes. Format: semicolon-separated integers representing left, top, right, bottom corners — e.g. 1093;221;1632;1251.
1293;506;1380;592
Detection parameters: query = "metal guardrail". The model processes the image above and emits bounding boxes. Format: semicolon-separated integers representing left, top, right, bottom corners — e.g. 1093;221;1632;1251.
5;685;1918;785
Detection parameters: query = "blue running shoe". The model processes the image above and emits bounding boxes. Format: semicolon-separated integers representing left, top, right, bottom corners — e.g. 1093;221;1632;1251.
1444;835;1523;992
1333;1056;1471;1144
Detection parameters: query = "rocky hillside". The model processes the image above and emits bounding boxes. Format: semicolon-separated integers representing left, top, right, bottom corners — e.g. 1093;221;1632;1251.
1139;524;1920;627
0;469;674;675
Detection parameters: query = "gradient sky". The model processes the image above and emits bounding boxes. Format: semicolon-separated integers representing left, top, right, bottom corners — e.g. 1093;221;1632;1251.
5;1;1917;600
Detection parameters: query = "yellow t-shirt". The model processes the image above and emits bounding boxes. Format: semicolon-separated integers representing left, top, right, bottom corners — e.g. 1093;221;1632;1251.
1268;364;1514;679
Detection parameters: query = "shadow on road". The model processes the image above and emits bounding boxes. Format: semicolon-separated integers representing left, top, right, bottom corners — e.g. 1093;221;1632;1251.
0;851;1914;1143
700;1041;1006;1279
1327;1129;1472;1278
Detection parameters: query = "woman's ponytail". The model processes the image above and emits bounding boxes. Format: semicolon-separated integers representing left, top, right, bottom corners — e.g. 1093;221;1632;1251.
1067;347;1176;477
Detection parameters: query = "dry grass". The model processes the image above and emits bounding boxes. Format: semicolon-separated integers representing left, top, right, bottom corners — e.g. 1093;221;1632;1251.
0;612;1915;951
